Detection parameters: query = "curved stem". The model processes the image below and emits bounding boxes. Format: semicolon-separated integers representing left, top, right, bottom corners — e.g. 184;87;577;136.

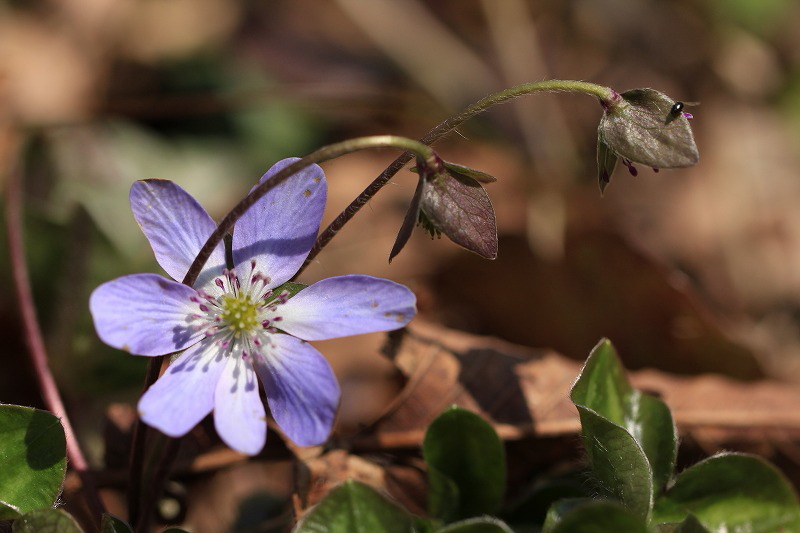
181;135;435;287
127;134;435;530
298;79;616;274
5;143;105;531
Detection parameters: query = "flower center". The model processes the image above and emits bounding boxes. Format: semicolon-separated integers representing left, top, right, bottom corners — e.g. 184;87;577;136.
220;293;260;334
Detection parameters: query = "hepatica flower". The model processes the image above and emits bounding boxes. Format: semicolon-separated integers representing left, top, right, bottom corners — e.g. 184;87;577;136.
89;159;416;455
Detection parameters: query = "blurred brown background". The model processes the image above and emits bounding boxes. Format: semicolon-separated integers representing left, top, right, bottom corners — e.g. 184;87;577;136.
2;0;800;530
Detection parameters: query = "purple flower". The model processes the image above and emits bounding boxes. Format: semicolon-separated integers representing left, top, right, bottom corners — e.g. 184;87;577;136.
89;158;416;455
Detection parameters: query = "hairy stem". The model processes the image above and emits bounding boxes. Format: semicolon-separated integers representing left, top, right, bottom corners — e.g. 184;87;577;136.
298;79;616;274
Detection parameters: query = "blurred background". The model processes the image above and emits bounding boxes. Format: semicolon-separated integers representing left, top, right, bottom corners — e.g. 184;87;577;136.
2;0;800;530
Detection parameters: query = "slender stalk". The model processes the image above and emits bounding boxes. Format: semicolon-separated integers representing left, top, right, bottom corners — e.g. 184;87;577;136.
5;149;105;530
298;79;617;274
127;134;435;531
181;135;435;287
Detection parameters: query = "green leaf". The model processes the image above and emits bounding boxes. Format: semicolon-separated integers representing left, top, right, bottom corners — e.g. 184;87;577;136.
570;340;678;518
293;480;415;533
427;466;461;523
269;281;307;301
100;514;133;533
573;339;677;492
634;392;677;494
572;412;652;518
436;516;514;532
501;471;591;528
423;407;506;522
0;405;67;520
543;499;649;533
652;453;800;532
442;162;497;184
571;340;634;425
12;509;83;533
653;513;711;533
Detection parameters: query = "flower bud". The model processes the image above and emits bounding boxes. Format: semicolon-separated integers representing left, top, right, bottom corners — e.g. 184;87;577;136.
597;88;699;191
389;155;498;261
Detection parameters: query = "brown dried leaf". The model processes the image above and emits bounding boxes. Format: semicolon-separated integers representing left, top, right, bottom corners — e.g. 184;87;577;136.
354;320;800;453
298;450;427;516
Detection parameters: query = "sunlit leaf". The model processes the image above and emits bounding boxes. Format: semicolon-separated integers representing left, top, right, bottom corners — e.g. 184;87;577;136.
0;405;66;520
652;453;800;532
570;340;678;518
294;480;414;533
12;509;83;533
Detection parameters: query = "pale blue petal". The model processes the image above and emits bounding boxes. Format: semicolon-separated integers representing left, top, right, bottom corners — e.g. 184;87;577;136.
254;335;339;447
138;338;227;437
130;180;226;291
214;349;267;455
89;273;205;355
231;158;327;287
276;275;416;341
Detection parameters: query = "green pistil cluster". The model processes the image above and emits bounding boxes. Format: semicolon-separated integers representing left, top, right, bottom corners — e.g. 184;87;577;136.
221;294;259;334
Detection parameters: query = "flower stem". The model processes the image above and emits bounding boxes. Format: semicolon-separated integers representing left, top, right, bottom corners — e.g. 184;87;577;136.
182;135;435;287
4;136;105;531
128;134;436;530
297;79;616;274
